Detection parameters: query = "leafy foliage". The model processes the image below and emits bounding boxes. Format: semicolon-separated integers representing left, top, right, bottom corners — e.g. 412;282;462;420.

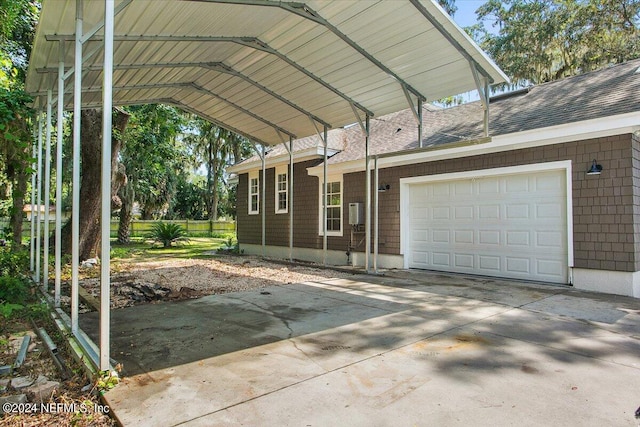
0;246;29;278
184;116;252;220
475;0;640;85
120;104;188;220
168;176;208;220
148;222;190;248
0;247;31;318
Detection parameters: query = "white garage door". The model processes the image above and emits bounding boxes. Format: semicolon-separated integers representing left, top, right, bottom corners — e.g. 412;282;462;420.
407;169;568;283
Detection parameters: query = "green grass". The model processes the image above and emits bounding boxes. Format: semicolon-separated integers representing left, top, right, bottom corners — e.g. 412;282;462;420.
110;236;228;262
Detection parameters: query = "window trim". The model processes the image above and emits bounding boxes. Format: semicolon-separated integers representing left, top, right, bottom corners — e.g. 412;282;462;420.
275;165;288;214
248;170;259;215
318;175;343;237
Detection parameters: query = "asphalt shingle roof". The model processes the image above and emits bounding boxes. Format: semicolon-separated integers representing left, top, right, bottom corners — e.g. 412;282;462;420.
233;59;640;168
329;58;640;164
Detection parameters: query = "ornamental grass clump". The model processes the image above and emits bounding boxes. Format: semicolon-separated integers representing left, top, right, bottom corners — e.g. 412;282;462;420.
148;222;190;248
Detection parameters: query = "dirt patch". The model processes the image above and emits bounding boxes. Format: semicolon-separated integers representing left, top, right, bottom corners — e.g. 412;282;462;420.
72;255;355;310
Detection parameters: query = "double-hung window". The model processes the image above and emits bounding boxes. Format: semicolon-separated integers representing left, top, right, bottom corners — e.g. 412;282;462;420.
318;176;342;236
275;165;288;214
248;170;259;215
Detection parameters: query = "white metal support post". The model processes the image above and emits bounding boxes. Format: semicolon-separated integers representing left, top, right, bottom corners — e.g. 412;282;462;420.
261;144;266;257
417;101;423;148
43;90;53;292
322;125;328;266
71;0;83;335
35;111;43;284
364;115;370;272
30;112;37;273
289;136;294;262
100;0;115;371
55;43;65;307
373;155;378;273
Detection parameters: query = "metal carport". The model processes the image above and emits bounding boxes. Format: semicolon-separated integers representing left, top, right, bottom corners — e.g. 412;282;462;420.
25;0;508;371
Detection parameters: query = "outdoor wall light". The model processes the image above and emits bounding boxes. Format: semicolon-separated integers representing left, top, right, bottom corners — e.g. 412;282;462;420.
378;184;390;192
586;159;603;175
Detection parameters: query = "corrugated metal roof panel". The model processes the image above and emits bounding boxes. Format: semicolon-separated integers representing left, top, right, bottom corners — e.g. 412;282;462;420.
27;0;507;145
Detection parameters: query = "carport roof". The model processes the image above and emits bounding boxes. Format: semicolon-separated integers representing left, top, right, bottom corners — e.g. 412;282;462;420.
27;0;508;145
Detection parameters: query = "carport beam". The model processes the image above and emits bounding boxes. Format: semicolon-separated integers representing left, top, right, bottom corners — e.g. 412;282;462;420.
418;101;423;148
55;43;65;307
30;112;37;273
373;155;379;273
71;0;83;335
99;0;115;371
262;144;266;257
35;111;43;284
288;137;294;262
322;125;328;266
43;89;53;291
365;115;371;273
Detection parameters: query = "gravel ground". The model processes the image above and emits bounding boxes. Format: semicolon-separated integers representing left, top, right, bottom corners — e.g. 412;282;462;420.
78;255;356;309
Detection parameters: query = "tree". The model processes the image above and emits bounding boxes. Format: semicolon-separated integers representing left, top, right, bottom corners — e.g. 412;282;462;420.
60;108;130;260
185;118;251;220
0;0;38;248
437;0;458;16
168;175;207;220
0;87;32;247
476;0;640;85
117;104;186;243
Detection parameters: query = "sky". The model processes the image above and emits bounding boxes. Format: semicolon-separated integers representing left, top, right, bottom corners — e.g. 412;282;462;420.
452;0;486;28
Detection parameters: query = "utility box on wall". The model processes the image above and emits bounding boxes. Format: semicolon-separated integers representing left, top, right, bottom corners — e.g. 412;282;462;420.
349;202;364;225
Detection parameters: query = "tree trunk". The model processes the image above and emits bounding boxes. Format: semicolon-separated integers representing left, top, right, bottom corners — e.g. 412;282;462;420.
4;116;30;250
117;179;134;244
206;142;215;220
10;167;27;248
61;108;130;260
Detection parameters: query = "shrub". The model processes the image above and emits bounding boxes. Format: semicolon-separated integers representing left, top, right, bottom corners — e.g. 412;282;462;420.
148;222;190;248
0;276;31;305
0;247;30;279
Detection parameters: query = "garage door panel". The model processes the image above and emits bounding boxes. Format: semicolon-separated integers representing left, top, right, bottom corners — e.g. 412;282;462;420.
432;252;450;267
479;230;500;245
432;206;450;220
454;206;474;220
432;229;450;243
506;257;531;274
479;205;500;219
407;169;568;283
536;231;563;248
454;254;474;269
479;255;501;271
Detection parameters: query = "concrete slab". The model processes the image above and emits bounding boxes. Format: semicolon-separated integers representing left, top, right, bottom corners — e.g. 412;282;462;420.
79;271;640;427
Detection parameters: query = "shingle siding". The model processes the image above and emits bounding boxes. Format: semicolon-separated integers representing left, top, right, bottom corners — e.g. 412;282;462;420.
237;134;638;272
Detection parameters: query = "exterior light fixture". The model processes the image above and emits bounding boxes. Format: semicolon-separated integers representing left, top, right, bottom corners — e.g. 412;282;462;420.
378;184;390;192
586;159;603;175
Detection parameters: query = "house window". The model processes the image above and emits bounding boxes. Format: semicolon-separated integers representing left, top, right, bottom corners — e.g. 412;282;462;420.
248;171;259;215
275;165;288;214
318;176;342;236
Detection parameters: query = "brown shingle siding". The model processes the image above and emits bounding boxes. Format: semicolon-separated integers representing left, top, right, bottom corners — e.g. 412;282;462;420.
237;133;639;272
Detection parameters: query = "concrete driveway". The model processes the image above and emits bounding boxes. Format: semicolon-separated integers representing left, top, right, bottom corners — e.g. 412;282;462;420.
81;271;640;426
